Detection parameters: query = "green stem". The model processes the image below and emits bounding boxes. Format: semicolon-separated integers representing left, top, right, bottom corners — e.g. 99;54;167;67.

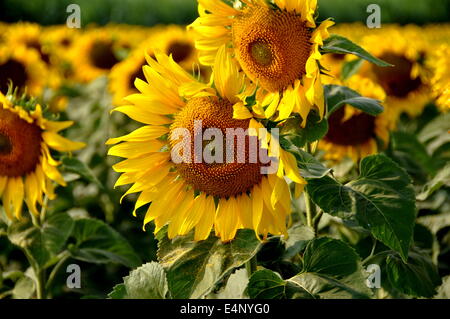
36;269;46;299
245;255;257;278
45;251;70;292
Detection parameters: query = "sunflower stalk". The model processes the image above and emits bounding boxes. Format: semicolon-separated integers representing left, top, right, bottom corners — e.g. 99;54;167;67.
245;255;258;278
304;143;318;231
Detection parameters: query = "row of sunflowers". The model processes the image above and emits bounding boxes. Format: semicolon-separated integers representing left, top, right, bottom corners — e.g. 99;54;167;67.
1;0;450;300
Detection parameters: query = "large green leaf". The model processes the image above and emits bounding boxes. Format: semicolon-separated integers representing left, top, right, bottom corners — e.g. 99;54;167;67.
69;218;141;268
324;85;384;116
247;269;312;299
322;34;392;67
157;227;261;299
121;262;168;299
283;224;315;259
8;213;74;268
209;268;249;299
385;249;441;298
306;155;416;261
288;238;371;299
248;238;371;299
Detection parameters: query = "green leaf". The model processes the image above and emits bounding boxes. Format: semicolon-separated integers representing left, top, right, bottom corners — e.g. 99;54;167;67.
306;155;416;261
210;268;249;299
418;213;450;235
12;275;35;299
8;213;74;268
390;131;435;176
247;269;312;299
322;34;393;67
289;238;371;299
284;224;315;259
122;262;168;299
324;85;384;116
280;138;331;179
61;156;102;188
417;163;450;201
418;113;450;144
69;218;141;268
280;111;328;148
386;249;441;298
156;227;261;299
108;283;127;299
341;58;364;80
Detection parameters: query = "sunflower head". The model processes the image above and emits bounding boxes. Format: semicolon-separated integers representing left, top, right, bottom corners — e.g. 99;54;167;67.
108;47;306;242
0;91;85;220
232;4;311;92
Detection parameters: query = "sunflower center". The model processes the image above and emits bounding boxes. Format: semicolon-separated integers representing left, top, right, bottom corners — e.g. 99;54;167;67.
372;53;422;98
324;107;376;146
170;97;265;198
250;41;273;66
232;5;311;92
0;133;12;155
0;108;42;177
89;41;119;70
0;59;28;93
167;41;193;64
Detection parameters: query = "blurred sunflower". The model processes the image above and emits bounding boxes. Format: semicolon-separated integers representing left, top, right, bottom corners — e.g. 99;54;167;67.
0;92;85;220
428;44;450;111
71;29;127;82
150;25;201;72
0;45;47;96
319;75;398;162
107;46;306;242
189;0;334;126
360;28;431;117
109;44;151;106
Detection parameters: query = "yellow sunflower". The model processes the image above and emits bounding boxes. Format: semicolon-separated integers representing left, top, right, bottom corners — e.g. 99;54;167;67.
319;75;398;162
189;0;334;126
148;25;203;73
0;92;85;220
107;46;306;242
70;28;128;83
109;45;150;106
360;28;432;118
0;45;48;96
427;44;450;111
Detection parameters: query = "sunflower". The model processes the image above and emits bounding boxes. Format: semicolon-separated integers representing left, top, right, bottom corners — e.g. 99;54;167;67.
359;28;432;118
0;45;48;96
319;75;398;162
0;92;85;220
70;29;128;83
189;0;334;127
427;44;450;111
107;46;306;242
147;25;203;73
109;46;150;106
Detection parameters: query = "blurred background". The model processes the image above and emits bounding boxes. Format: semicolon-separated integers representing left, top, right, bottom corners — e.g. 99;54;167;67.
1;0;449;26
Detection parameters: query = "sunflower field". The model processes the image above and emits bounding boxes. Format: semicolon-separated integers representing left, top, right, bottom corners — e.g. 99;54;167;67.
0;0;449;303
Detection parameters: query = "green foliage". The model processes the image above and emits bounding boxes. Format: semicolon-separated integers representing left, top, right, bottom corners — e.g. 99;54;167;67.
306;155;416;261
248;238;371;299
69;218;141;268
156;227;261;299
322;35;392;67
280;112;328;148
109;262;168;299
324;84;384;116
